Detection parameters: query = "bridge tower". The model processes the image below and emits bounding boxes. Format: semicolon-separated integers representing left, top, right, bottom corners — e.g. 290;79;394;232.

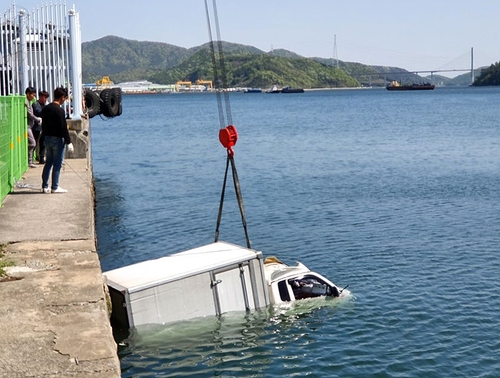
470;47;474;85
332;34;339;68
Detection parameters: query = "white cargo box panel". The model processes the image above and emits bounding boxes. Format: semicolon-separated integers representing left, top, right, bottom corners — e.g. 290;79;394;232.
104;241;269;327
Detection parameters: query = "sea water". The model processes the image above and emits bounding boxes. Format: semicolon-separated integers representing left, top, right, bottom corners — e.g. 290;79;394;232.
91;87;500;377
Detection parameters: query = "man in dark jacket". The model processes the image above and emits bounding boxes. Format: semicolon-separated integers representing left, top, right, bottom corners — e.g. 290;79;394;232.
41;87;74;193
32;90;49;164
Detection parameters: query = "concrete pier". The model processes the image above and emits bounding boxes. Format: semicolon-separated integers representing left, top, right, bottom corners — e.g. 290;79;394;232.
0;158;121;377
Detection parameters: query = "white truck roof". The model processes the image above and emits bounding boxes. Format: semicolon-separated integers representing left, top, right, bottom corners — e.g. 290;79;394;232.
104;241;262;293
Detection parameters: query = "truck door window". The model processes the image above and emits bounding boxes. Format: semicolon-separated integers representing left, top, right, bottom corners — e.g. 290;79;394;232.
288;275;336;300
278;280;291;301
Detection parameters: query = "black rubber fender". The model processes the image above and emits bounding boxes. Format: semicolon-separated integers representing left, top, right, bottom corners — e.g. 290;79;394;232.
100;88;120;117
84;88;101;118
112;87;122;116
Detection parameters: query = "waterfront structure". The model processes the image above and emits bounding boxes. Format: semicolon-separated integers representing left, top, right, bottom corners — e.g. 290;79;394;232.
0;3;83;119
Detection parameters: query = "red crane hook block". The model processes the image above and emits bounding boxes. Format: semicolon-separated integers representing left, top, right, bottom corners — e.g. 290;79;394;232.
219;125;238;156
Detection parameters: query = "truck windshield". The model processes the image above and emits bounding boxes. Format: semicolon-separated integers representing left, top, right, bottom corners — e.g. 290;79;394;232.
288;275;339;299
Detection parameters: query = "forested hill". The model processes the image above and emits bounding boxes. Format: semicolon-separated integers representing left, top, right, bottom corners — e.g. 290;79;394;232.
82;36;360;88
472;62;500;86
82;36;493;88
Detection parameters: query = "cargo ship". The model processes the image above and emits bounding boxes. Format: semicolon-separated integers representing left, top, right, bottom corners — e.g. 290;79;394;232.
386;81;435;91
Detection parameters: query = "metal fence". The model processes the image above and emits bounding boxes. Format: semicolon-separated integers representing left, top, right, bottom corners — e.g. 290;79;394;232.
0;2;83;204
1;2;82;119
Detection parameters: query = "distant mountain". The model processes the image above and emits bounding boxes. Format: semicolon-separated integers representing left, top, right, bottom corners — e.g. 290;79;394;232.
82;36;361;87
147;48;359;88
268;48;304;59
192;42;265;56
82;36;465;88
82;36;191;83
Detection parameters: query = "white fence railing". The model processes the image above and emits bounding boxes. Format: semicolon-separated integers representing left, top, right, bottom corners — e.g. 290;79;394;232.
1;2;82;119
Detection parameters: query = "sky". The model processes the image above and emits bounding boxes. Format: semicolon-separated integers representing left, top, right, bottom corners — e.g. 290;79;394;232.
9;1;500;76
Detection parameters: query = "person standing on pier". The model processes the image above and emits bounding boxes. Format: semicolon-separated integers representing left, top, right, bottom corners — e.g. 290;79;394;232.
41;87;74;194
32;90;49;164
25;87;40;168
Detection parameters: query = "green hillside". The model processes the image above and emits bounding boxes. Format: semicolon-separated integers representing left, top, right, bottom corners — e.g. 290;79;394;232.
147;49;359;88
83;37;361;88
82;36;191;83
472;62;500;86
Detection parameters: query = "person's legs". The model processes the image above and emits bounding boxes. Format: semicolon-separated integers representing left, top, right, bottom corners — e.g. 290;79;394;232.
27;128;36;166
42;136;55;190
38;132;45;163
50;138;65;191
32;129;40;160
35;130;45;163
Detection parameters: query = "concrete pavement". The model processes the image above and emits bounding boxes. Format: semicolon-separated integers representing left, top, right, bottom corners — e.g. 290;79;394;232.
0;159;121;377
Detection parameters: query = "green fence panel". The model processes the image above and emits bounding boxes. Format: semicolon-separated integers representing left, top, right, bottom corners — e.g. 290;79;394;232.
0;95;27;204
14;96;28;181
0;98;9;200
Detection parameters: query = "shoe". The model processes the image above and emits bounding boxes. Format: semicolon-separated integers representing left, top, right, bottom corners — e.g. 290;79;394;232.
29;163;37;168
42;187;51;194
51;187;68;193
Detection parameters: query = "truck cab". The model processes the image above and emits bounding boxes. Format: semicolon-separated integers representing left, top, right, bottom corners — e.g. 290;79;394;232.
264;257;348;305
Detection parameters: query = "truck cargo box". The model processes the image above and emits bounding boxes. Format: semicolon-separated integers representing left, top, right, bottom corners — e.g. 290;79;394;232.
104;241;269;328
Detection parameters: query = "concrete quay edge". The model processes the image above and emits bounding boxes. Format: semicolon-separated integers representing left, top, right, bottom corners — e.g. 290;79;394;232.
0;158;121;377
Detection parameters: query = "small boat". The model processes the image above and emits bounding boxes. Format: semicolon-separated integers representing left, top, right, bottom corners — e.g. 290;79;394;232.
386;81;435;91
244;88;262;93
266;85;281;93
281;86;305;93
264;256;349;305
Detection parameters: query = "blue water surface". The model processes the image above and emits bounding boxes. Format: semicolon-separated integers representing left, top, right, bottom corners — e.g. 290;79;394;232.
92;87;500;377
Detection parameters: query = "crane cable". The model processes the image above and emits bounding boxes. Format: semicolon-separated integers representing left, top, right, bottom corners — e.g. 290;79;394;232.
204;0;251;249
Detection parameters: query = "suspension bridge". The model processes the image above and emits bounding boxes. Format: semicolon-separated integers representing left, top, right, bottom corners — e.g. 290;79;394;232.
334;40;480;86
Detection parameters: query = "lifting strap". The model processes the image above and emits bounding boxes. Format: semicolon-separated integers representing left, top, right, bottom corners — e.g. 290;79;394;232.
205;0;251;249
214;151;251;249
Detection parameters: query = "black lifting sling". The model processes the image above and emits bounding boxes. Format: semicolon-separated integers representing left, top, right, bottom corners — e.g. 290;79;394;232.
205;0;251;249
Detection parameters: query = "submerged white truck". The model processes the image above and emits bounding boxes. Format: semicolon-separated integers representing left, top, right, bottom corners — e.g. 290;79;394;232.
104;241;348;328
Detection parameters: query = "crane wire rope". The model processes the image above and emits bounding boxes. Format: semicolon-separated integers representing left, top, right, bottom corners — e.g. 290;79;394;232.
204;0;251;249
